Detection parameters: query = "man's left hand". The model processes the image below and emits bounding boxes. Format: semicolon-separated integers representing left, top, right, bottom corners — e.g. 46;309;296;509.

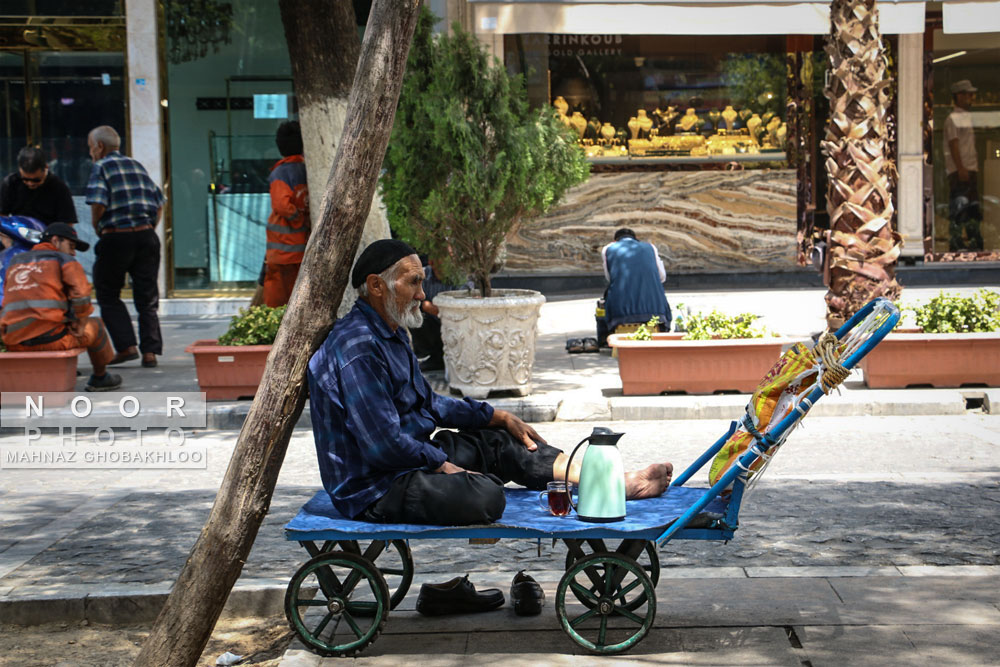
490;408;546;451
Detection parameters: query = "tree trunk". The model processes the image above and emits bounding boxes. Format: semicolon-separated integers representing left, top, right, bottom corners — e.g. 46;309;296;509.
822;0;902;329
134;2;422;665
279;0;393;318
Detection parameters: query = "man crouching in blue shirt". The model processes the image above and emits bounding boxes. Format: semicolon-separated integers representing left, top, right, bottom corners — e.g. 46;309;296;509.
307;239;673;525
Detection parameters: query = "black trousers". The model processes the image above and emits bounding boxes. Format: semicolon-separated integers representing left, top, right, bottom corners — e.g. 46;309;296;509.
409;313;443;362
358;428;562;526
93;228;162;354
948;172;983;251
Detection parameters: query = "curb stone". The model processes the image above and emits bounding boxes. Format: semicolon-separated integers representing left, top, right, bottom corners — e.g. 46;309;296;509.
4;566;1000;627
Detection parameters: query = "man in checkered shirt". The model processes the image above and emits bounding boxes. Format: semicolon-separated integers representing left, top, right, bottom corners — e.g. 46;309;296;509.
85;125;166;369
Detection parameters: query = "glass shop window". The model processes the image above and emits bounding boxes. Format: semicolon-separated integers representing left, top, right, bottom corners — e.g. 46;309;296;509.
930;30;1000;255
504;34;788;164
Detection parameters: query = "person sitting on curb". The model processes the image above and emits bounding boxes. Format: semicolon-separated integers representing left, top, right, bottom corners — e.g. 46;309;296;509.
0;223;121;392
307;239;673;527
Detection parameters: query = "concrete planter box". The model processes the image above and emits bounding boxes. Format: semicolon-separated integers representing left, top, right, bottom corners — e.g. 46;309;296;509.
0;348;83;399
860;331;1000;388
435;289;546;399
608;333;788;395
185;339;271;400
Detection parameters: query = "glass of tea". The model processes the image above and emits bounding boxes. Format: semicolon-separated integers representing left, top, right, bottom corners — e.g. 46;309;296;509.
539;481;572;516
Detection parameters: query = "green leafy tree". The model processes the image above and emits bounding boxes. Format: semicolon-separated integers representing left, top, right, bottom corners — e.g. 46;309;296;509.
381;10;589;297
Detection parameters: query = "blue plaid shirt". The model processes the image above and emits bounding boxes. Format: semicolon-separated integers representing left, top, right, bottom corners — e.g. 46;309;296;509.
85;151;165;231
308;299;494;518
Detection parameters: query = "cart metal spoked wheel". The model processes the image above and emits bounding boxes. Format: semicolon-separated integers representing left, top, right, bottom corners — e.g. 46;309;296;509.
284;551;390;657
564;539;660;611
331;539;413;612
555;552;656;654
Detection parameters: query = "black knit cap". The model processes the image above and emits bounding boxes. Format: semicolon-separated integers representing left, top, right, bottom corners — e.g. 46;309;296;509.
351;239;418;288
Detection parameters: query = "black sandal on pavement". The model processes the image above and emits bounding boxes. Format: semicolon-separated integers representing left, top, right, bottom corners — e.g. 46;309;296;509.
565;338;584;354
510;570;545;616
582;337;599;353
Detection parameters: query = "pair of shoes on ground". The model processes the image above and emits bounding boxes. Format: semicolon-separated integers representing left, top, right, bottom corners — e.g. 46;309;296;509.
108;347;157;368
416;571;544;617
565;337;599;354
85;372;122;392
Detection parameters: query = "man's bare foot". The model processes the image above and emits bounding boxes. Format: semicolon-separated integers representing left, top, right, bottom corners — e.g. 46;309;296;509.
625;462;673;500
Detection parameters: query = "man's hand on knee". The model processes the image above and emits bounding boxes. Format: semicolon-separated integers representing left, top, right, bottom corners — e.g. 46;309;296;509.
489;409;546;451
436;461;477;475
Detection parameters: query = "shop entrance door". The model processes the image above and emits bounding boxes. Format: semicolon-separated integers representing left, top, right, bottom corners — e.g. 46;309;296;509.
0;50;126;197
0;50;126;273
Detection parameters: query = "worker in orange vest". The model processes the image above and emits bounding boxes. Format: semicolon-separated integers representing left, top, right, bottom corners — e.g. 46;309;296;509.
0;223;121;391
263;121;310;307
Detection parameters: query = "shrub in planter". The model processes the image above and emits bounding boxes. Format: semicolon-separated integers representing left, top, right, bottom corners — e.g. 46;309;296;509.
218;305;287;345
380;10;588;397
675;309;772;340
862;290;1000;388
187;305;286;400
381;9;589;297
906;290;999;333
614;311;786;394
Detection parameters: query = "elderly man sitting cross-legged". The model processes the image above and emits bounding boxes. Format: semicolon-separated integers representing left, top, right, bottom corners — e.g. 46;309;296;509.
307;239;673;528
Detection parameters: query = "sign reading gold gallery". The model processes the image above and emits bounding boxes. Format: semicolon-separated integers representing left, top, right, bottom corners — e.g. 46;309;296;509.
518;34;635;57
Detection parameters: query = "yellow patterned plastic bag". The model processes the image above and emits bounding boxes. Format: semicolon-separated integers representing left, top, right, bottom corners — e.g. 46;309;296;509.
709;342;819;486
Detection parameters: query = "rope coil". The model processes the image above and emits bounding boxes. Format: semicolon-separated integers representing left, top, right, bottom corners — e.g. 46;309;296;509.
816;331;850;393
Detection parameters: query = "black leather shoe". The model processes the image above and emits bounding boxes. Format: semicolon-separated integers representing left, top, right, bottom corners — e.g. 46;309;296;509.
510;570;544;616
416;575;504;616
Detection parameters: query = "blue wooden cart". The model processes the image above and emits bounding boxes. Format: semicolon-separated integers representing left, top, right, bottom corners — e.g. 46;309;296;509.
283;298;900;656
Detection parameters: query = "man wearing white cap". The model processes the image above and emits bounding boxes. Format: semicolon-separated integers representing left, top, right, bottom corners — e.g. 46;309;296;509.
944;79;983;251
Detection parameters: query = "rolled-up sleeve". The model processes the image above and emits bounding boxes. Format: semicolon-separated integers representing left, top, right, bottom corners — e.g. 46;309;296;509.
340;353;447;471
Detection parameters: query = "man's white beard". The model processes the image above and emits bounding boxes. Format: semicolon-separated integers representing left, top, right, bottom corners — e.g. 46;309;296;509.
387;295;424;329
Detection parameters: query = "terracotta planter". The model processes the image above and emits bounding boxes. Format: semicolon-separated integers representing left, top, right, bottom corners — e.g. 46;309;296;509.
608;333;790;395
860;332;1000;388
435;289;546;399
185;339;271;400
0;348;83;400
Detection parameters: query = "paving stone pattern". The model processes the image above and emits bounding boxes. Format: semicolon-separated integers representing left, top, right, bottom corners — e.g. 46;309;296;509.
4;474;998;590
2;416;998;593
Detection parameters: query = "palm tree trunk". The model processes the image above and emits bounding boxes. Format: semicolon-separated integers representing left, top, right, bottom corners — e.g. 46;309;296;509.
822;0;902;328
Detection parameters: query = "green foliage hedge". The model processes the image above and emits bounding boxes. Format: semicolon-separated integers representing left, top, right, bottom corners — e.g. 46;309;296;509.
680;309;770;340
907;290;1000;333
218;305;286;346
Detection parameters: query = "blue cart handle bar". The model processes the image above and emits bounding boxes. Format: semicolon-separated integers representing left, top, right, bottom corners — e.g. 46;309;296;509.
655;298;900;547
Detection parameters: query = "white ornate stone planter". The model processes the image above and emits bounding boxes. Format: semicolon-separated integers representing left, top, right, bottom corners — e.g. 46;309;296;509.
434;289;546;399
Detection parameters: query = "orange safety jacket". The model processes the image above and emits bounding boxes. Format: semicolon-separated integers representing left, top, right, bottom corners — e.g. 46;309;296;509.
0;241;93;346
266;155;310;265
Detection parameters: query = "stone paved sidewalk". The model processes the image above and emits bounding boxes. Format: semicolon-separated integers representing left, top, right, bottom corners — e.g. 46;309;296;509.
2;415;998;604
